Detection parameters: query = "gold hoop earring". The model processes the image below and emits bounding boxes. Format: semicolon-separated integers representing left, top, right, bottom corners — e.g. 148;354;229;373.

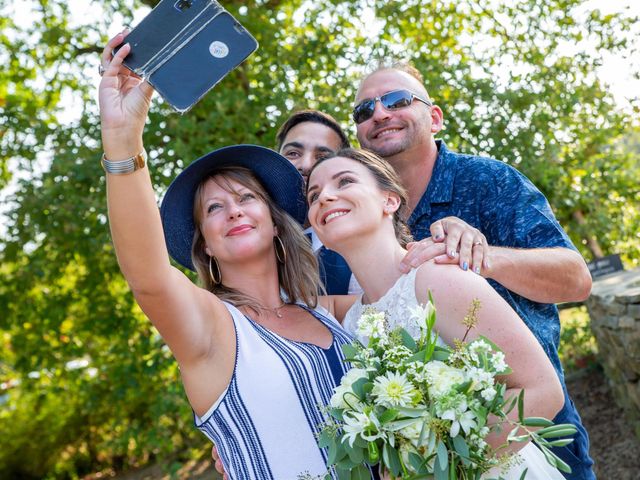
274;235;287;264
208;255;222;285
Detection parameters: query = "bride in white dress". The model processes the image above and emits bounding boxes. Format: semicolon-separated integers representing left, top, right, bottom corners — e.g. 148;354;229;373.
306;148;567;480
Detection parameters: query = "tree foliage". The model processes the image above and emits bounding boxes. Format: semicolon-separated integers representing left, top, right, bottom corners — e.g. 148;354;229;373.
0;0;638;477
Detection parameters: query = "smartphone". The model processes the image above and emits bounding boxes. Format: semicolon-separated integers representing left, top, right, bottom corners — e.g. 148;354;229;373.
118;0;258;112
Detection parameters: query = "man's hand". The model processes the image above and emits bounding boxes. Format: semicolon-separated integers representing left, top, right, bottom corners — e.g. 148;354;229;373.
400;217;490;274
211;445;228;480
430;216;490;274
400;237;446;273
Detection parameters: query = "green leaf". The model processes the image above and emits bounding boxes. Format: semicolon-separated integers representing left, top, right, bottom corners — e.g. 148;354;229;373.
408;349;429;363
342;344;359;359
432;349;451;362
544;438;574;447
499;385;517;414
386;418;422;431
396;406;428;417
452;435;470;465
378;408;399;424
330;407;345;422
536;424;578;438
521;417;554;427
400;328;417;350
408;451;425;472
334;465;351;480
436;440;448;471
318;429;333;448
517;389;525;423
328;438;339;465
351;464;372;480
346;443;364;464
351;377;371;401
382;443;402;477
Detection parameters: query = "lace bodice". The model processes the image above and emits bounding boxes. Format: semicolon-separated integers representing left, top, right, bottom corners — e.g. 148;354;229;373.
344;268;445;346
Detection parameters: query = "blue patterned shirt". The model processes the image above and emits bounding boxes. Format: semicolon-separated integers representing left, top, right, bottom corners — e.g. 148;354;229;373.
408;140;576;380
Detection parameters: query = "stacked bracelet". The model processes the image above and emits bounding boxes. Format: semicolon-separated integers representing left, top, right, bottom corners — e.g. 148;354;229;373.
101;150;147;175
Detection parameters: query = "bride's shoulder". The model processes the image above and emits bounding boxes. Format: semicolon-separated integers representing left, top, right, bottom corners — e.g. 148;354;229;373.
414;261;489;303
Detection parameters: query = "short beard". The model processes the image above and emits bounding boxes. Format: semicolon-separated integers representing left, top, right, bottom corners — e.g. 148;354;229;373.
361;136;412;159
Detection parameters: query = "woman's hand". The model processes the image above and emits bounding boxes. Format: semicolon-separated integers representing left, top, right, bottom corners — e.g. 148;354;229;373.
99;30;154;156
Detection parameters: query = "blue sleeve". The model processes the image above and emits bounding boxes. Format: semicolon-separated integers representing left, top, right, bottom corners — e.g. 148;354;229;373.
480;163;576;251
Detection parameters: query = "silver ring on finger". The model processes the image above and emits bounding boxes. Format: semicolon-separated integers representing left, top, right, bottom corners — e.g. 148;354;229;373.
98;64;105;76
473;240;483;246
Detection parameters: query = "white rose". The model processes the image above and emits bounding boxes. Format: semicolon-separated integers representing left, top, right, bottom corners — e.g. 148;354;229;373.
424;361;466;398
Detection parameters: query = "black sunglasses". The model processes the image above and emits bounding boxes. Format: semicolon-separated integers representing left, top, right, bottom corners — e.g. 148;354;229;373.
352;89;432;124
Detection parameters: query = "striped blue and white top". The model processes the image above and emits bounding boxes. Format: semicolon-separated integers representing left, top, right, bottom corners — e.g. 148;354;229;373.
194;301;364;480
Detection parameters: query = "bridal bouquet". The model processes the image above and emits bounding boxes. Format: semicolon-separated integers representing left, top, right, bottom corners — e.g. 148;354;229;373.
316;296;576;480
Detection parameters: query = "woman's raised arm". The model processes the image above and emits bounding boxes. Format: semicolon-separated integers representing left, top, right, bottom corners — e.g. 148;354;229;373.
99;33;228;366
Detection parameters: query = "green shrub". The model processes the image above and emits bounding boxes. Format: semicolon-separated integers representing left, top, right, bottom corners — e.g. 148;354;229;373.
559;306;599;374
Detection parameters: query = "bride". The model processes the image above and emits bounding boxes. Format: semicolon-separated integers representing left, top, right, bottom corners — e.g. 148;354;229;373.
306;148;568;479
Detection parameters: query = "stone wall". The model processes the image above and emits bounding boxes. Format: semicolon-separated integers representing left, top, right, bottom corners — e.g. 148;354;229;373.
586;268;640;437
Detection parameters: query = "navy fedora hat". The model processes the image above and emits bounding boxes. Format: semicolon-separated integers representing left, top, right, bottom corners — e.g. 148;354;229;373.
160;144;307;271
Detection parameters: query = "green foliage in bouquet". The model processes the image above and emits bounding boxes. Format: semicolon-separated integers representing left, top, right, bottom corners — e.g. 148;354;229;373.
317;295;577;480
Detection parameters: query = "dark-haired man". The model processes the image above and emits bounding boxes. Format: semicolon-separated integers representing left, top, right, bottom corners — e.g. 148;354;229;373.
276;109;350;182
274;110;357;294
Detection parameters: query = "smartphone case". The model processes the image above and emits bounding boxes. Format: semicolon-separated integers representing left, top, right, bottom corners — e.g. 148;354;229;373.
120;0;258;113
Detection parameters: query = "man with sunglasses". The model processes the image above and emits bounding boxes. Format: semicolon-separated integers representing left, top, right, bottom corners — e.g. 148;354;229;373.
351;63;594;480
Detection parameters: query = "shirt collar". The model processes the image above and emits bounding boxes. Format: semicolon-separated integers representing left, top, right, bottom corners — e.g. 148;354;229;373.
426;140;456;204
408;140;456;226
304;226;323;253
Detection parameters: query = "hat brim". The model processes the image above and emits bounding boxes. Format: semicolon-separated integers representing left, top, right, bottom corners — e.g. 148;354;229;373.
160;144;307;271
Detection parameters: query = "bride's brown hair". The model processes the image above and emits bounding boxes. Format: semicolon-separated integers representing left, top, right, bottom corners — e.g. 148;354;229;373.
308;148;413;247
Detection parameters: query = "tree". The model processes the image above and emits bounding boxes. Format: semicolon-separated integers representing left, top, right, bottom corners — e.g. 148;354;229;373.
0;0;638;477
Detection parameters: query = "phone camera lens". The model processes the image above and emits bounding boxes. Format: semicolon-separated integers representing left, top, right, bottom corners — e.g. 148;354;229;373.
175;0;193;11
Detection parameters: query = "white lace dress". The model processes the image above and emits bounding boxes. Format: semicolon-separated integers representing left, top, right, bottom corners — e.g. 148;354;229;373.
343;268;565;480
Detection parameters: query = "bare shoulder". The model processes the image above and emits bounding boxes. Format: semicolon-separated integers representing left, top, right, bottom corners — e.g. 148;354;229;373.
414;261;496;307
320;295;357;324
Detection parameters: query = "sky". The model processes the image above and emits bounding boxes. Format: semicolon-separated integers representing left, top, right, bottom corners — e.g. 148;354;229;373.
583;0;640;106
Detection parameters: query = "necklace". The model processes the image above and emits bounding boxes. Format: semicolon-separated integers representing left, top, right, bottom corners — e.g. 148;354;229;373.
255;300;287;318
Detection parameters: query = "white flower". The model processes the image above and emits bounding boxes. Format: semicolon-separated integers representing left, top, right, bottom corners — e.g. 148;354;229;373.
372;371;415;408
406;363;428;383
342;411;385;447
398;414;433;449
469;339;492;355
382;345;413;368
408;301;435;330
481;386;497;402
451;410;478;437
424;361;466;398
437;396;478;437
357;309;387;340
466;366;494;392
330;368;369;410
491;351;508;373
468;432;488;451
